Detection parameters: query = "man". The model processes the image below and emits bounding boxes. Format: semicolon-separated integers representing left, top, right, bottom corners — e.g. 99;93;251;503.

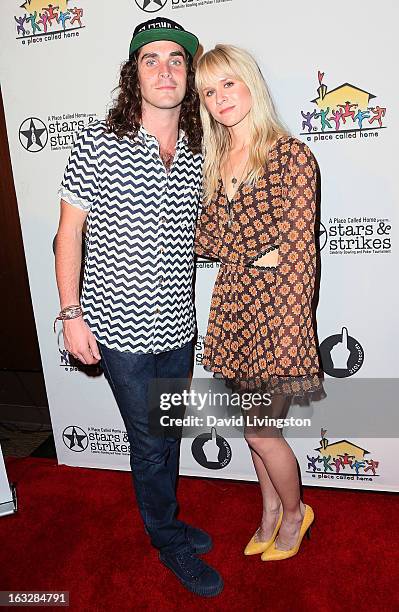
55;17;223;598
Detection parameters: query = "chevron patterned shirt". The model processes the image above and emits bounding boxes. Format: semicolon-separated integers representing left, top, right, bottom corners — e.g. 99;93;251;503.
59;121;203;353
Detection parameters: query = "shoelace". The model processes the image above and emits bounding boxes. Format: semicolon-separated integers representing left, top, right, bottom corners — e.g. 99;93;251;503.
175;549;207;580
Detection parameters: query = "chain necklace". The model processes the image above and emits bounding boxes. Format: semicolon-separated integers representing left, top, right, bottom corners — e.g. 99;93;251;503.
224;151;249;227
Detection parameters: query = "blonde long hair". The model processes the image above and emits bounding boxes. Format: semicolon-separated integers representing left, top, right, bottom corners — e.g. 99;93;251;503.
195;45;289;203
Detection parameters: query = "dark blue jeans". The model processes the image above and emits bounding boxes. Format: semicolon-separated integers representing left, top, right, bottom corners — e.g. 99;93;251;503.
99;340;192;553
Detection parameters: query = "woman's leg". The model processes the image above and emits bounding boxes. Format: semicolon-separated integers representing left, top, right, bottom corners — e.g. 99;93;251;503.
250;447;282;541
245;395;306;550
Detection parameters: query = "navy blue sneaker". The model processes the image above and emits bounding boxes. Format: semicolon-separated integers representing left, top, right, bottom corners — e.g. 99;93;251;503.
185;524;213;554
160;546;223;598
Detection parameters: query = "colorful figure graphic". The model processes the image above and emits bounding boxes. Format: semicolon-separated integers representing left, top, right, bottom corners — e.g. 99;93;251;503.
353;109;370;129
59;348;70;366
329;109;343;131
369;106;386;128
351;460;366;475
42;4;59;26
69;7;83;27
339;452;354;467
332;456;344;473
320;455;333;472
15;15;28;36
57;10;71;29
364;459;379;476
26;11;41;35
315;108;332;131
38;11;49;33
337;102;358;124
307;455;320;472
301;110;317;133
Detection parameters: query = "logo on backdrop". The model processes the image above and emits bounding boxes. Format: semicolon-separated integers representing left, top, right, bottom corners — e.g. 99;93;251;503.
62;425;89;452
323;216;392;255
320;327;364;378
300;71;387;143
56;330;102;376
317;221;327;251
191;427;232;469
171;0;235;10
18;113;97;152
62;425;131;456
196;256;220;270
14;1;85;46
19;117;48;152
194;335;205;366
135;0;167;12
306;428;380;483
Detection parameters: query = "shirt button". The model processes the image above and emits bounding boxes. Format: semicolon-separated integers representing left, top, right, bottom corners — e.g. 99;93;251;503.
159;277;163;285
159;247;164;254
155;308;160;314
160;217;166;224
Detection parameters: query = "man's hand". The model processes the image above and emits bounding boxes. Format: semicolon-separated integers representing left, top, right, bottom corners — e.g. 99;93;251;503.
63;317;101;365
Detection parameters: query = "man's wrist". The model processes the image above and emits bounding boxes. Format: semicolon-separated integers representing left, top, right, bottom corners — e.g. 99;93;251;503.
54;304;83;332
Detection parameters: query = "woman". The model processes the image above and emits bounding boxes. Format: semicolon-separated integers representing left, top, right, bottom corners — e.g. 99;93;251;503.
194;45;323;561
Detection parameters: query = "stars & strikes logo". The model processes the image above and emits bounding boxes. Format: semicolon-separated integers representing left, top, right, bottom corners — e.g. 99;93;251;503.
62;425;89;452
19;117;48;152
135;0;167;13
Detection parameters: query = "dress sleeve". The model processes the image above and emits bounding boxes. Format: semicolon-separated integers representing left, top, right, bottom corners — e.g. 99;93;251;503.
194;202;223;260
58;127;99;211
273;140;319;376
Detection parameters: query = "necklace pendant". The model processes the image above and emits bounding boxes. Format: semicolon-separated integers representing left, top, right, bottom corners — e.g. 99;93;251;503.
231;177;237;185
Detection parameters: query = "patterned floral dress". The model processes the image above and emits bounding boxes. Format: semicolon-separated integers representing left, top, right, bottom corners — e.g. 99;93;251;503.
195;136;323;398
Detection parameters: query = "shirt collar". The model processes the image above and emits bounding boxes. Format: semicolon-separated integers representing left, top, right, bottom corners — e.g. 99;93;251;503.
138;125;187;151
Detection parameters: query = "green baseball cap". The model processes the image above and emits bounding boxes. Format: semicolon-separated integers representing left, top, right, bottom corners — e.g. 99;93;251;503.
129;17;199;59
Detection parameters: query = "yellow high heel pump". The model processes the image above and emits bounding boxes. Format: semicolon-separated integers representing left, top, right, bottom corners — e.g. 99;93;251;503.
261;505;314;561
244;511;283;556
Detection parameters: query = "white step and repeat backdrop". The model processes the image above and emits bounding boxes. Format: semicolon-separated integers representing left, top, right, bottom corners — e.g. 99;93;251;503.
1;1;398;491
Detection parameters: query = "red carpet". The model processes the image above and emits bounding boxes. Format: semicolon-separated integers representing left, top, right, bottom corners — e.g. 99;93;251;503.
1;458;398;611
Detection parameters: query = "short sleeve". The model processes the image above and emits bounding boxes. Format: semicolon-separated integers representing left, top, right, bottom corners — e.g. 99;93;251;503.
58;127;99;211
273;140;320;376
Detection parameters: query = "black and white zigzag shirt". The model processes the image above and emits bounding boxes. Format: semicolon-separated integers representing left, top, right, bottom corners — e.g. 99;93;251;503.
59;121;203;353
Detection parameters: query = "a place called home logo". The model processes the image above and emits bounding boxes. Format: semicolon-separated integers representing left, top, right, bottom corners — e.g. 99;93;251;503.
306;428;380;483
319;327;364;378
57;330;79;372
301;71;387;143
196;256;220;270
135;0;168;12
18;113;97;152
62;425;88;452
15;1;85;46
191;426;232;469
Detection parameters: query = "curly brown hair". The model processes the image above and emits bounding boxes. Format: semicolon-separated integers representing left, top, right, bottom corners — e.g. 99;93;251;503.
106;52;202;154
